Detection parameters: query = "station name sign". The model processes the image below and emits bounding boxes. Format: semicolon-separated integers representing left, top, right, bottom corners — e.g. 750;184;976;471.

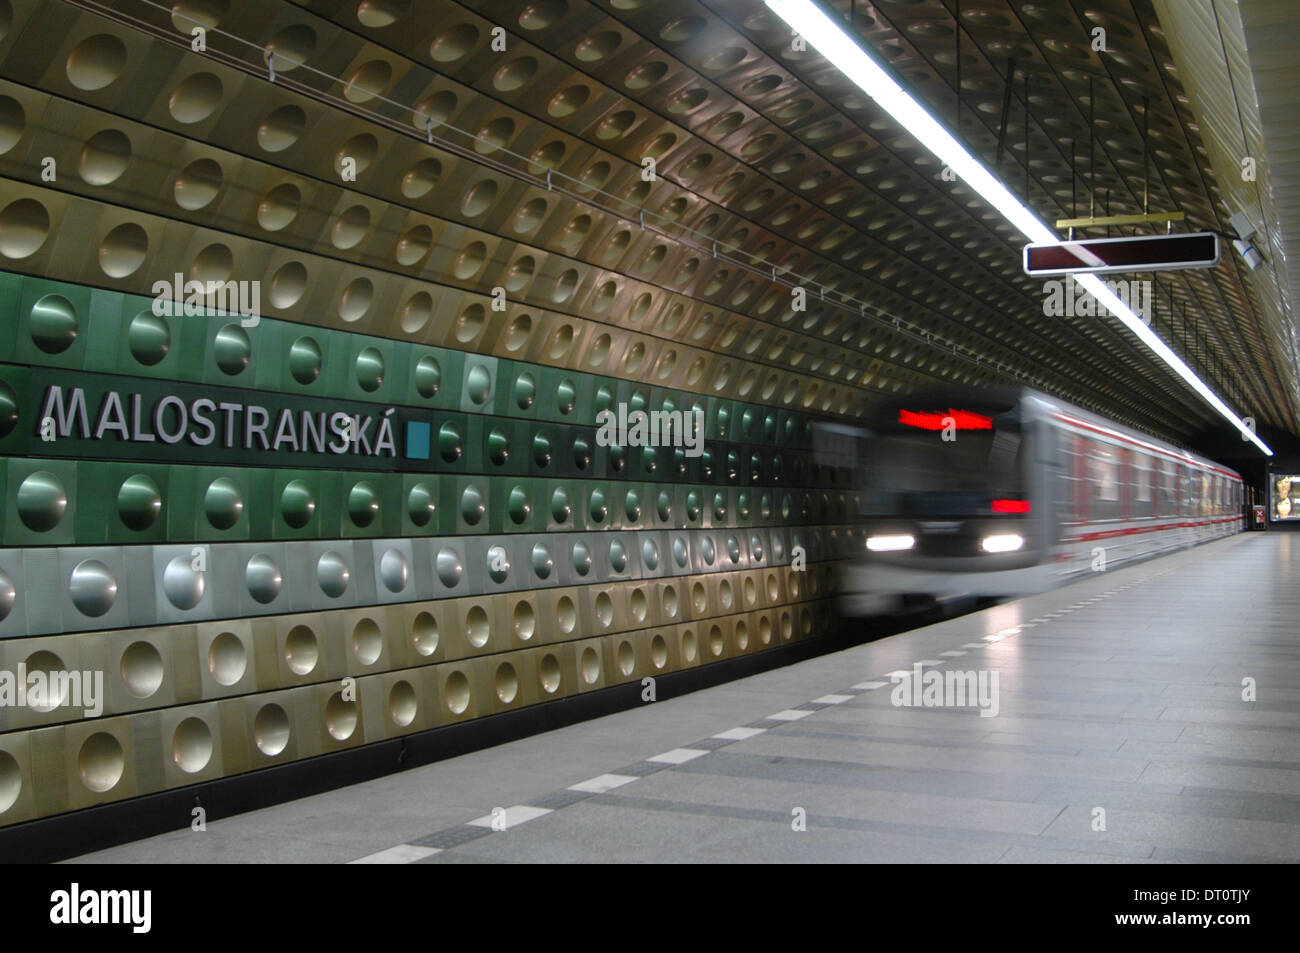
39;385;398;457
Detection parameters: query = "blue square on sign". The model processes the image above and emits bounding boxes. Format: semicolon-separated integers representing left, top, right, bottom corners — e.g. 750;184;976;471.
405;421;430;460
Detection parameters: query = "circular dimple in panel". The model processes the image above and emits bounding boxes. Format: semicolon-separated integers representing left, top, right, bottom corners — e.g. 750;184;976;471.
780;611;793;641
662;584;679;619
280;479;315;528
588;488;606;523
267;261;307;310
608;538;627;573
642;538;659;570
539;653;561;694
549;488;569;524
0;198;49;259
708;624;724;657
396;224;432;266
352;617;382;665
487;545;510;584
412;611;438;655
507;486;531;526
466;364;491;404
325;686;361;738
78;732;124;793
461;179;497;217
172;717;212;773
401;158;441;199
316;551;350;598
444;670;471;714
758;615;772;645
99;221;148;277
700;537;715;565
744;577;757;606
456;304;485;343
347;481;378;527
285;624;317;675
672;537;688;567
380;548;409;593
617;641;635;676
400;291;432;334
340;278;374;323
267;22;315;71
208;631;245;685
692;582;707;614
575;30;620;61
0;751;21;813
431;23;478;62
169;72;222;123
495;662;518;704
288;335;321;384
204;477;242;529
67;34;126;90
355;347;384;391
258;104;305;152
556;595;576;634
407;482;435;527
214;323;251;375
460;485;484;526
17;470;67;531
414;355;441;398
70;559;116;617
436;547;463;587
594;591;613;628
389;680;417;727
0;95;24;154
515;526;548;572
651;634;668;669
513;600;535;640
735;619;749;651
336;134;379;177
162;555;205;610
580;647;600;684
117;474;161;531
0;568;14;621
630;587;648;623
358;0;408;27
25;650;67;711
332;205;370;250
254;703;291;755
571;540;591;576
719;579;734;610
682;629;698;663
79;128;131;185
174;157;222;210
127;311;169;366
258;182;301;232
245;553;282;604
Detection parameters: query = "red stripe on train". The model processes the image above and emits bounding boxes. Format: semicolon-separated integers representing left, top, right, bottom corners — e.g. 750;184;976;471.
1063;516;1242;543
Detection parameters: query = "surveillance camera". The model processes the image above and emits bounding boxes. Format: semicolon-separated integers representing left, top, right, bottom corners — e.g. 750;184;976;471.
1233;238;1265;271
1229;209;1258;242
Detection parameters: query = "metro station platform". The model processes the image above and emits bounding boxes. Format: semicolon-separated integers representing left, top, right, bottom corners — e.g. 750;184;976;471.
70;532;1300;864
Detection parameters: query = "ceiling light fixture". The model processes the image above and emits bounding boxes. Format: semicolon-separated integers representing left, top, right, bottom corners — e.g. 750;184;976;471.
762;0;1272;456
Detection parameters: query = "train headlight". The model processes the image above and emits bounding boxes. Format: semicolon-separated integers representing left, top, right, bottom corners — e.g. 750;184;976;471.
981;534;1024;553
867;534;915;552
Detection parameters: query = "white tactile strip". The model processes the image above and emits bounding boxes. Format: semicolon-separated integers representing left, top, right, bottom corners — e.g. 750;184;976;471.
346;569;1175;862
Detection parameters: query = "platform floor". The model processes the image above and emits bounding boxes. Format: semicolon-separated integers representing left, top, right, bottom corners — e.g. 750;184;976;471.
71;531;1300;864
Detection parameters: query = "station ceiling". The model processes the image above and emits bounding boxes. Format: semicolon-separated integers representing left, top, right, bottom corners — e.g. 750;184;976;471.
18;0;1300;448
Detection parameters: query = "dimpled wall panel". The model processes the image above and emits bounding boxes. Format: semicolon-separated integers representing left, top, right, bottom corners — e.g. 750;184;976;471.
0;0;872;829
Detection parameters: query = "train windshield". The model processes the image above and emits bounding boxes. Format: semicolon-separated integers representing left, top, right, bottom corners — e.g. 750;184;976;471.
857;414;1026;516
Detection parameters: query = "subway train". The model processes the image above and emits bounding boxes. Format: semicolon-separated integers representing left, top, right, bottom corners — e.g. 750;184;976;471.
821;387;1245;616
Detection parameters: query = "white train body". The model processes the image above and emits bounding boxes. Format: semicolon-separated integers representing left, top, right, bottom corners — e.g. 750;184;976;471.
837;389;1244;616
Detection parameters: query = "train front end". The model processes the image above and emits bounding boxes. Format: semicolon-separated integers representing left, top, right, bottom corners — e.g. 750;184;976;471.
840;390;1052;617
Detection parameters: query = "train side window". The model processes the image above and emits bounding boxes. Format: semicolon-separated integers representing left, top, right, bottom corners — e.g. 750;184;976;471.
1092;443;1120;521
1134;452;1153;518
1162;462;1179;516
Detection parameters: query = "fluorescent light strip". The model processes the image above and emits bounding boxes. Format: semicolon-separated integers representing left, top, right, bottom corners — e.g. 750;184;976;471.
763;0;1272;456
